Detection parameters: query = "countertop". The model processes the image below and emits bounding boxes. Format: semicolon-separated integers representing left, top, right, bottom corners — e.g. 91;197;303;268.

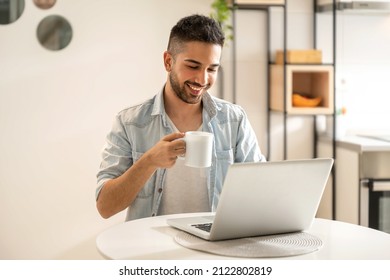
319;132;390;178
319;133;390;153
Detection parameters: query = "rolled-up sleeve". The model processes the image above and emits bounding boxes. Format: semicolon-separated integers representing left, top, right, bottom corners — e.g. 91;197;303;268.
96;114;133;200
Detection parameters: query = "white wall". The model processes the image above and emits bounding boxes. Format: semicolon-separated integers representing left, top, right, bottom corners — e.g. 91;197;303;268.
0;0;214;260
1;0;389;259
334;12;390;133
315;5;390;137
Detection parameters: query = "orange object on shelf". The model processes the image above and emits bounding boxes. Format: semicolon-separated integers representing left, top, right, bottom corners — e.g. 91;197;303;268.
292;93;322;107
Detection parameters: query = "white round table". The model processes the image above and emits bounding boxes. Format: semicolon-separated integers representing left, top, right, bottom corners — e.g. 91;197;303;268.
96;212;390;260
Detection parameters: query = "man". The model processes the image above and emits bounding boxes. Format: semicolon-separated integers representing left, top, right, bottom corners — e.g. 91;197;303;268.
96;14;266;221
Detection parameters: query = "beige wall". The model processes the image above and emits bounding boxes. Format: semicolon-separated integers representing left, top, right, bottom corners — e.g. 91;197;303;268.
0;0;214;259
1;0;389;259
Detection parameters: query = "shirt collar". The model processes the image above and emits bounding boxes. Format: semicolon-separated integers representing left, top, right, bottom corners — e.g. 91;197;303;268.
202;91;218;119
151;85;219;120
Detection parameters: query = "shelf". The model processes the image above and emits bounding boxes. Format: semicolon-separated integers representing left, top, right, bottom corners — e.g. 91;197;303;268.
316;0;390;13
228;0;285;8
270;64;334;115
232;0;337;219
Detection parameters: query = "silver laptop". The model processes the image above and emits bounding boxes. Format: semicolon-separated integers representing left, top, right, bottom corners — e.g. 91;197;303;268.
167;158;333;241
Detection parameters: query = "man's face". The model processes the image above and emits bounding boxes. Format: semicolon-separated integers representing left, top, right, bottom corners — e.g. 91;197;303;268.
166;41;222;105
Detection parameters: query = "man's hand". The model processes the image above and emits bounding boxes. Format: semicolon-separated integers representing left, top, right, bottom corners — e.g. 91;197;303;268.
145;132;186;169
97;132;187;218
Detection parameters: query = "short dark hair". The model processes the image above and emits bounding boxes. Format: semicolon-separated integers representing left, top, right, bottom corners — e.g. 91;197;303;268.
167;14;225;56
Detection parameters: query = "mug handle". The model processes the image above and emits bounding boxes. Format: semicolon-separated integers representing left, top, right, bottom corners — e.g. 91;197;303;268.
174;136;186;160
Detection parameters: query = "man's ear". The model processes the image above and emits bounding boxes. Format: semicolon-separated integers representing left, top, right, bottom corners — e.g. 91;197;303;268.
163;51;172;72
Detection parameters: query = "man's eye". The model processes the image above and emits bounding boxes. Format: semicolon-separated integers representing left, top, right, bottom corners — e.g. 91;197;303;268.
188;65;198;69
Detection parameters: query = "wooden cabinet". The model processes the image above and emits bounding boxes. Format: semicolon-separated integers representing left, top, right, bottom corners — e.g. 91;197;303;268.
270;64;334;115
317;139;360;222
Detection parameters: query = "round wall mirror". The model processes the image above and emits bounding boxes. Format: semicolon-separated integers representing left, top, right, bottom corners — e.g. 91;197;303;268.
37;15;73;51
33;0;56;10
0;0;25;25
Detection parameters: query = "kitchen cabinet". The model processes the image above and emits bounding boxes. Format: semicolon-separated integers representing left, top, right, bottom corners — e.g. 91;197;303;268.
318;135;390;233
317;138;359;222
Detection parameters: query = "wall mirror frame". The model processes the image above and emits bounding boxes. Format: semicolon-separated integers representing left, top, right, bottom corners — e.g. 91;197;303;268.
37;15;73;51
33;0;56;10
0;0;25;25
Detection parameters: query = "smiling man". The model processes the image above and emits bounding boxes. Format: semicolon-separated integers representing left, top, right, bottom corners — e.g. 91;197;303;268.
96;14;266;221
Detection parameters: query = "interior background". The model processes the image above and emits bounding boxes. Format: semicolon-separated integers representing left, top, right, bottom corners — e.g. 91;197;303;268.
1;0;389;259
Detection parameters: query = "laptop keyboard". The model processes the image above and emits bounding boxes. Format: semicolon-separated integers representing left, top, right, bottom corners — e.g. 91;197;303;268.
192;223;213;232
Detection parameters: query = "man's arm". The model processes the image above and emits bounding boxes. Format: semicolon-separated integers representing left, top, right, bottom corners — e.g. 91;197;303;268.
96;132;185;219
235;107;266;163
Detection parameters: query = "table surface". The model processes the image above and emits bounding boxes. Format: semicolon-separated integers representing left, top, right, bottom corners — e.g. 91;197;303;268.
96;212;390;260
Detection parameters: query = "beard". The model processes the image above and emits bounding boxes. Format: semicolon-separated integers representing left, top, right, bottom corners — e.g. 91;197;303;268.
169;70;209;105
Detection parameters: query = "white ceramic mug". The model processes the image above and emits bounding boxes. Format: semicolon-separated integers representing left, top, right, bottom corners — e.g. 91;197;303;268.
179;131;214;168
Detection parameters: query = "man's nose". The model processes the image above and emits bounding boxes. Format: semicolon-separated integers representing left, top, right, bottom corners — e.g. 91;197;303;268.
194;69;208;86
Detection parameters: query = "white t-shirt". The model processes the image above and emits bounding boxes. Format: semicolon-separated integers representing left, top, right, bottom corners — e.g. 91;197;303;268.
158;118;210;215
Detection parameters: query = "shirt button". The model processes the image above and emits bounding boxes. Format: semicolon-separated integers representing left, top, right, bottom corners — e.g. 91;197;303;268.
158;188;163;193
